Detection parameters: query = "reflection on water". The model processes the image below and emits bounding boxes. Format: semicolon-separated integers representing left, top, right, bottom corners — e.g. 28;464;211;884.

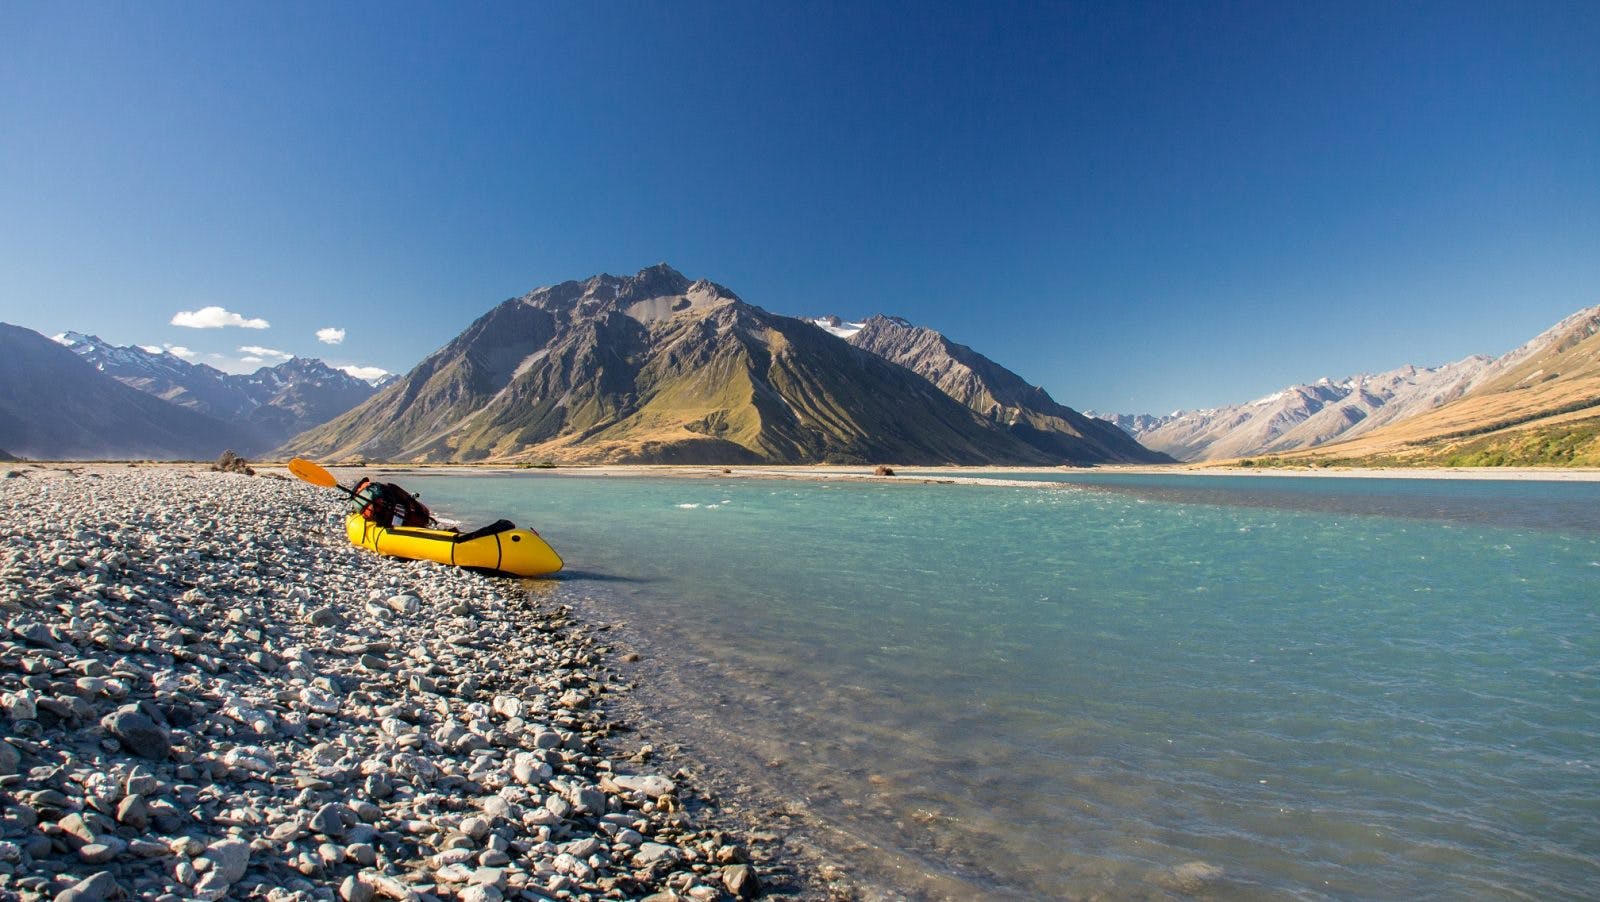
414;473;1600;900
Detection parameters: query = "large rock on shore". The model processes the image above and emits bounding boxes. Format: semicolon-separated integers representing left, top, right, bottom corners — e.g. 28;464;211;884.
0;467;767;901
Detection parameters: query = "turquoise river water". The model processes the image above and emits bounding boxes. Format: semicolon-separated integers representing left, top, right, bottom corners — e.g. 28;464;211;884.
398;471;1600;900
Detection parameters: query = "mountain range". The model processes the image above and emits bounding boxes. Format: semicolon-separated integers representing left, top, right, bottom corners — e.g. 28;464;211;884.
1098;304;1600;465
832;315;1166;463
57;332;378;451
1094;359;1492;461
285;265;1162;465
8;264;1596;468
0;323;264;460
0;325;376;460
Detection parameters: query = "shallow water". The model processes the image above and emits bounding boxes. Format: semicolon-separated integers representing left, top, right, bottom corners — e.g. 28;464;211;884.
400;472;1600;899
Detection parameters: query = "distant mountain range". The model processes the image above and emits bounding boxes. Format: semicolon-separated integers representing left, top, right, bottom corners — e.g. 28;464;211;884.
57;332;377;451
0;325;376;460
0;323;262;460
10;266;1596;468
1093;359;1492;461
286;265;1162;465
1097;304;1600;465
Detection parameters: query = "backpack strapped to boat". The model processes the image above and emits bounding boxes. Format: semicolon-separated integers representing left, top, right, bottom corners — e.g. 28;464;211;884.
350;477;432;528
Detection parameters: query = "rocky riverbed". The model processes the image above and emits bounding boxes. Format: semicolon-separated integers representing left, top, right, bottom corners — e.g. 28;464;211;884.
0;466;778;902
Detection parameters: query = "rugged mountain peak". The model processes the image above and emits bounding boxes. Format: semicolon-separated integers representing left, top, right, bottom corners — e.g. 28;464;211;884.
1193;301;1600;465
2;322;260;460
47;331;375;452
1455;304;1600;399
1101;351;1519;462
514;264;739;325
241;356;370;390
864;313;914;329
55;330;102;348
844;312;1170;463
285;267;1157;465
627;262;691;295
56;331;225;377
1491;305;1600;369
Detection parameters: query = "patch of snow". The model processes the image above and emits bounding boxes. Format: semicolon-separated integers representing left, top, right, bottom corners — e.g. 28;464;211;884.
806;317;866;339
337;365;390;384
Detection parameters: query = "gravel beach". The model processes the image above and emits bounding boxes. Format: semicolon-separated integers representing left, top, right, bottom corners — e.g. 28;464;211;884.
0;465;778;902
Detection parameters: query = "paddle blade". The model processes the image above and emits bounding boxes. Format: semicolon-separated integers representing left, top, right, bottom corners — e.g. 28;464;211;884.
288;457;339;489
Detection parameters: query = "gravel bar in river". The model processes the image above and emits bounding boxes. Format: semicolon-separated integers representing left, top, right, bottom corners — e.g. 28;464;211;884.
0;465;789;902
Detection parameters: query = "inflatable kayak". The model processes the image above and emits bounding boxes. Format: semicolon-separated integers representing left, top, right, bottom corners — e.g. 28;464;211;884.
344;514;563;577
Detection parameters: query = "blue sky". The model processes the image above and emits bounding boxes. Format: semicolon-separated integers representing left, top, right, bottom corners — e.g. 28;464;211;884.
2;1;1596;412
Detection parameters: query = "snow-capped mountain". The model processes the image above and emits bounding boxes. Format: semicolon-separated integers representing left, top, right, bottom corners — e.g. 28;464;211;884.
1097;355;1502;461
1082;411;1180;436
56;332;259;418
2;324;261;460
55;332;376;451
806;316;866;340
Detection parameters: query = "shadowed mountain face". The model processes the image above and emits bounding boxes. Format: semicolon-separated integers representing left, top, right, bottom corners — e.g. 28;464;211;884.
58;333;376;450
283;265;1091;465
0;323;261;460
844;315;1172;464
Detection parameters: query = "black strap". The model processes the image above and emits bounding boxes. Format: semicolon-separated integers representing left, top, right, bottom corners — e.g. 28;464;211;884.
383;519;517;545
453;519;517;543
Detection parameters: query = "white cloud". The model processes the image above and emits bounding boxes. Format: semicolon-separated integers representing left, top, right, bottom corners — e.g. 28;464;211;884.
316;327;346;345
140;343;197;360
338;364;390;383
238;345;293;362
171;306;270;329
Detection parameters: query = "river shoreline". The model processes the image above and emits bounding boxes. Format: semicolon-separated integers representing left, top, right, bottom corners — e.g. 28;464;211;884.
0;466;804;901
281;462;1600;484
11;460;1600;484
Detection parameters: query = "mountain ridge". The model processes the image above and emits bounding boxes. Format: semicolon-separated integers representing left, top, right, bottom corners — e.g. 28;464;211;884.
0;323;262;460
1275;304;1600;466
1097;304;1600;464
284;266;1138;465
838;315;1171;463
56;332;377;451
